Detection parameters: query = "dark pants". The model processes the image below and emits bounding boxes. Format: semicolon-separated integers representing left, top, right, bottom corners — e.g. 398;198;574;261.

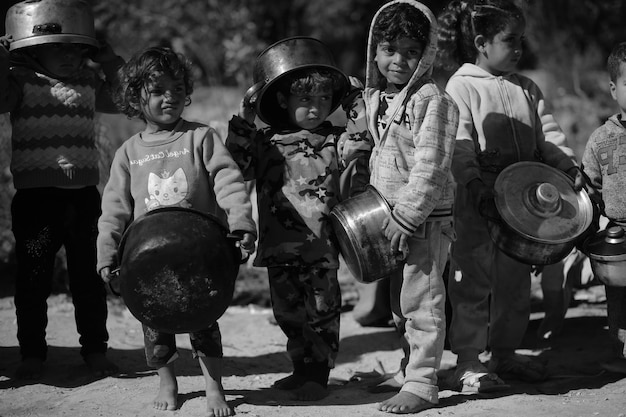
143;322;223;368
606;285;626;358
12;187;109;360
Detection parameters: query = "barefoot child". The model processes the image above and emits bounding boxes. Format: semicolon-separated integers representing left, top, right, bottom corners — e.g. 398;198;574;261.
355;1;459;413
0;0;124;380
96;47;257;414
226;37;370;401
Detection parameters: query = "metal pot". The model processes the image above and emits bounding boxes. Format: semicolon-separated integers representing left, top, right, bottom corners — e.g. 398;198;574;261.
244;36;349;127
117;207;244;334
488;162;593;265
330;186;404;283
584;226;626;287
5;0;99;51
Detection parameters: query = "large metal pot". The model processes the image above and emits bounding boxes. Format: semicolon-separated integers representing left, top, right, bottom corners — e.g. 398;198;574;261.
5;0;99;51
330;186;404;283
487;162;593;265
244;36;349;127
117;207;243;334
584;226;626;287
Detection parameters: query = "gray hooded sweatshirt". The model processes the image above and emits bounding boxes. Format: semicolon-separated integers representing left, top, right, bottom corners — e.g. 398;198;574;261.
362;0;459;235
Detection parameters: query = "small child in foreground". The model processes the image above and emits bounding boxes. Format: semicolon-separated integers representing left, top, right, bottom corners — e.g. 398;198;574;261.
356;1;460;413
96;46;256;414
226;37;371;401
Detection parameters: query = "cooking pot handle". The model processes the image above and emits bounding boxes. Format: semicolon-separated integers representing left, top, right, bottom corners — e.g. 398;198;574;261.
107;268;122;297
227;233;251;264
243;82;265;108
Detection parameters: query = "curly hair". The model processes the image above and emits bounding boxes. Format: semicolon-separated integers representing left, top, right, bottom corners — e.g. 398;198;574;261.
115;46;194;119
277;67;345;97
371;3;430;48
608;42;626;82
436;0;524;70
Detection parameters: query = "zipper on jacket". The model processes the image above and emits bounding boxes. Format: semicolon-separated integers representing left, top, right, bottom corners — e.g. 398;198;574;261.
497;76;522;161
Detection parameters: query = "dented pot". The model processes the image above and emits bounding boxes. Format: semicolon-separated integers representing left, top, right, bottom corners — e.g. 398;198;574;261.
117;207;244;333
244;36;349;127
488;162;593;265
330;186;404;283
5;0;99;51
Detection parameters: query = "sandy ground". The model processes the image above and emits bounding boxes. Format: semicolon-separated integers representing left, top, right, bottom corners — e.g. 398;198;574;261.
1;287;626;417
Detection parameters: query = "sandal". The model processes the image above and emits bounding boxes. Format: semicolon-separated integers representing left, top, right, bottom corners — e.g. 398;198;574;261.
488;354;547;382
447;361;510;393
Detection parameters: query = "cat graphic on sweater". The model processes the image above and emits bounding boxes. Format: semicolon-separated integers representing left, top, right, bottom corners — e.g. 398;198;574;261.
144;168;191;211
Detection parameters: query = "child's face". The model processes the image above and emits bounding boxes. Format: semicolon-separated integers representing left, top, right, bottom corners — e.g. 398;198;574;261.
476;19;525;75
278;89;333;130
375;37;424;87
32;43;89;79
610;63;626;118
139;72;187;131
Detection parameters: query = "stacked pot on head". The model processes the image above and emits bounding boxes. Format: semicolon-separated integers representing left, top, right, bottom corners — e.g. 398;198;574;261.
487;161;594;265
5;0;99;51
244;36;349;128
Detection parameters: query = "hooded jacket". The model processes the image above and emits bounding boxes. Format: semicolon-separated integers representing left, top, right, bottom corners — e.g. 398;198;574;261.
446;63;577;188
362;0;459;235
582;114;626;223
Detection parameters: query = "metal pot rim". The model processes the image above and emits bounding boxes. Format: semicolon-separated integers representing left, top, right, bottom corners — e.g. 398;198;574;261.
9;35;99;51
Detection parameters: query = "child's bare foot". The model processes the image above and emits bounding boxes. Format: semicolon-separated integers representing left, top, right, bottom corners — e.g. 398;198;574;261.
84;352;119;377
199;356;233;416
154;364;178;411
206;386;233;417
272;373;307;390
15;357;44;380
377;392;434;414
290;381;328;401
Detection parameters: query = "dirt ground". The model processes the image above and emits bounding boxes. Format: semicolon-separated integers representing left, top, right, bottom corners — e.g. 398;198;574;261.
1;279;626;417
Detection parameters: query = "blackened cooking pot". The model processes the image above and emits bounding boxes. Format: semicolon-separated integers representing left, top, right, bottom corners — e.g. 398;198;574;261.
244;36;349;127
330;186;404;283
487;162;593;265
117;207;244;333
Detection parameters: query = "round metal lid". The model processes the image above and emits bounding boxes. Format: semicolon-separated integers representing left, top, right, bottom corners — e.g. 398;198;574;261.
494;162;593;243
584;226;626;262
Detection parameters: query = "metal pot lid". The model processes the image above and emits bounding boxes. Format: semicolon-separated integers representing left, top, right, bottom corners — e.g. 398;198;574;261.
494;161;593;243
584;226;626;261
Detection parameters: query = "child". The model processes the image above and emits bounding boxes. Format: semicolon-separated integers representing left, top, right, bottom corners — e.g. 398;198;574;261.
437;0;584;391
581;41;626;375
96;47;257;414
357;1;459;413
226;38;370;401
0;23;124;379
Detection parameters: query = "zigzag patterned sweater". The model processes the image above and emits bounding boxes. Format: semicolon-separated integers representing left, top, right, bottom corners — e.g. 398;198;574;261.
8;66;101;189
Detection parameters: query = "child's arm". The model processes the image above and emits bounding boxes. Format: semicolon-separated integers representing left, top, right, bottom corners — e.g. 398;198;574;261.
337;77;373;200
92;41;125;114
445;80;482;189
525;79;579;172
204;127;258;238
581;130;605;213
0;36;20;114
96;148;134;275
225;99;262;181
